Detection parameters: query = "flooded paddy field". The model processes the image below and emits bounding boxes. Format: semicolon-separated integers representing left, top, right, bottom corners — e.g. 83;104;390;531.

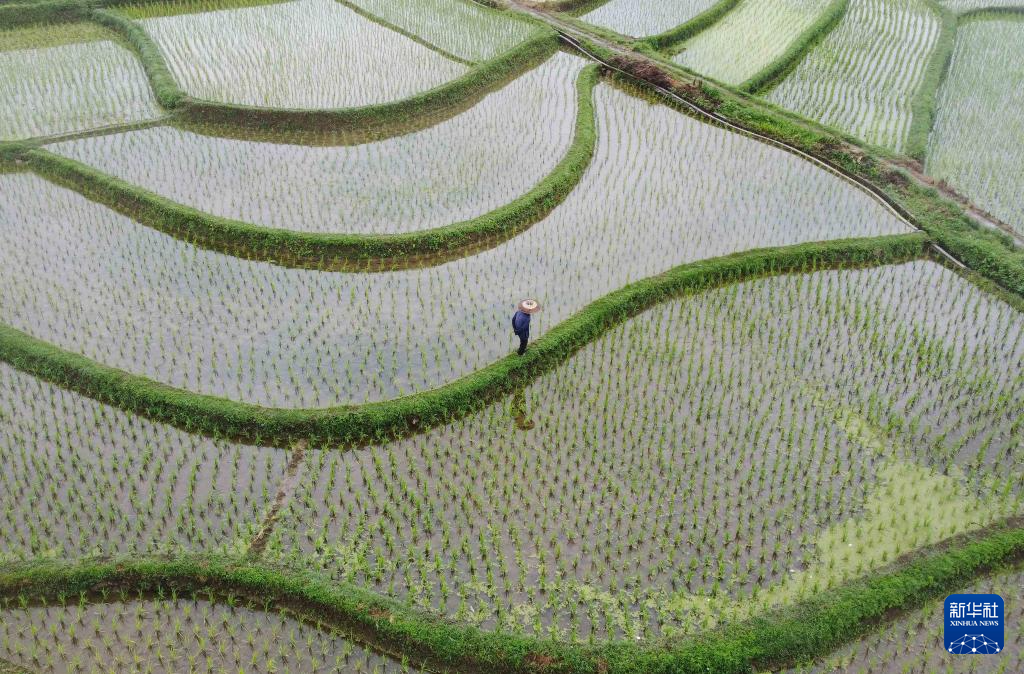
765;0;941;152
262;261;1023;640
124;0;524;109
0;23;160;140
581;0;718;37
925;15;1024;238
2;0;1022;668
0;363;284;561
672;0;835;86
0;595;423;673
49;52;586;235
0;83;906;407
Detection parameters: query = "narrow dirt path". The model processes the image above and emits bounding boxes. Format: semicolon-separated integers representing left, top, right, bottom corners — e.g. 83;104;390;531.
247;439;307;558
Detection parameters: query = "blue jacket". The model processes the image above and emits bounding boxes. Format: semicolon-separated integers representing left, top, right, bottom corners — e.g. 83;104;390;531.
512;310;531;336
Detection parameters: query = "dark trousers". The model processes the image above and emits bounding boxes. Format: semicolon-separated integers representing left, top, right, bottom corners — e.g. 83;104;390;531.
516;333;528;355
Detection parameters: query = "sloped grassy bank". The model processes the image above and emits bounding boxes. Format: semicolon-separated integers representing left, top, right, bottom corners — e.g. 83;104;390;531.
1;517;1021;673
0;235;926;447
12;65;598;270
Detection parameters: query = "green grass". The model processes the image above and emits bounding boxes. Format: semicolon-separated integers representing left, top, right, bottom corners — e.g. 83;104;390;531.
741;0;851;93
904;0;956;159
639;0;743;53
16;63;599;269
0;519;1021;673
0;234;926;446
766;0;944;154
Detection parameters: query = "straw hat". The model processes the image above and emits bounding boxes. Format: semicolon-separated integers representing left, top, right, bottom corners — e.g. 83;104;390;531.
517;299;541;314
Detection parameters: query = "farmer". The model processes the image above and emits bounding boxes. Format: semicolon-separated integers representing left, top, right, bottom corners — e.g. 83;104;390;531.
512;299;541;355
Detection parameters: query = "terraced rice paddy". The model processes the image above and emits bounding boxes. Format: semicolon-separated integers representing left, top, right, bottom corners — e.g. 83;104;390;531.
2;84;906;407
0;363;284;561
263;261;1023;639
673;0;834;85
131;0;472;108
0;595;420;673
1;0;1022;669
925;16;1024;237
343;0;537;62
581;0;718;37
0;23;160;140
49;53;586;235
781;566;1024;672
765;0;941;152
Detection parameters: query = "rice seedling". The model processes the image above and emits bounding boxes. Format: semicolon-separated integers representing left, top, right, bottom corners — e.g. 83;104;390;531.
261;261;1023;641
672;0;836;86
0;23;161;141
49;52;587;235
125;0;470;108
0;363;285;562
0;82;906;407
342;0;539;63
580;0;720;37
778;566;1023;672
925;15;1024;238
0;594;420;673
765;0;941;152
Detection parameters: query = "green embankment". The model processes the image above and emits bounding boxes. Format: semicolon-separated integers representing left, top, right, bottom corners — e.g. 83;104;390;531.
1;518;1021;673
0;234;927;447
0;0;560;135
585;48;1024;300
904;0;957;160
740;0;852;94
17;64;599;270
639;0;743;54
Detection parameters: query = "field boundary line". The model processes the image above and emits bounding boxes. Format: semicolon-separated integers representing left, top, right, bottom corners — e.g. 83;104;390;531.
334;0;478;67
959;4;1024;18
905;0;957;161
638;0;743;54
0;521;1021;673
15;64;599;270
496;0;1024;293
740;0;851;94
92;6;561;134
246;440;307;558
0;234;927;446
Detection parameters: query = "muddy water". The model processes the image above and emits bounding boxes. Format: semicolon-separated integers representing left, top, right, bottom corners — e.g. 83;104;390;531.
137;0;467;109
1;84;907;408
51;53;585;235
268;261;1022;640
0;363;286;561
0;597;423;673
